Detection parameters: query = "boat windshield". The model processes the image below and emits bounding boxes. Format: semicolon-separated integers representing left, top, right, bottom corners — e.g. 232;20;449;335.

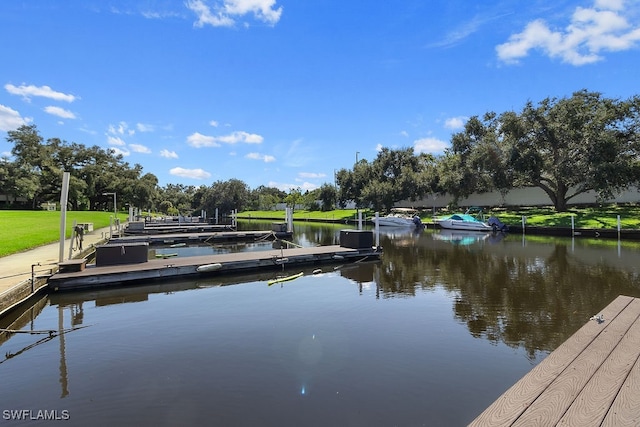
390;208;418;215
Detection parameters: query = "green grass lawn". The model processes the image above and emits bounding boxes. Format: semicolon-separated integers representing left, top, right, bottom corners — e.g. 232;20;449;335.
240;206;640;229
1;205;639;258
487;205;640;229
0;211;122;257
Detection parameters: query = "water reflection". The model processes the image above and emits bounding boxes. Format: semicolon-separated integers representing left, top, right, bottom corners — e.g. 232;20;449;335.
377;228;640;358
2;222;640;425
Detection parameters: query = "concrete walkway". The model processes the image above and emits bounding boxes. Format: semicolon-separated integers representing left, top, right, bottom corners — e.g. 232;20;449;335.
0;227;113;294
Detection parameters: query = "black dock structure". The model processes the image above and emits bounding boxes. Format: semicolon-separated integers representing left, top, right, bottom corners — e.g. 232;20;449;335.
48;230;380;291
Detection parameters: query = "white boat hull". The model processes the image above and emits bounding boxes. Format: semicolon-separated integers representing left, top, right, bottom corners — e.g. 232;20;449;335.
435;219;493;231
372;217;416;227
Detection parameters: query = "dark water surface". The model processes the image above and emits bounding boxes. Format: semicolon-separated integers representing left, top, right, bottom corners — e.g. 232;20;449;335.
1;222;639;426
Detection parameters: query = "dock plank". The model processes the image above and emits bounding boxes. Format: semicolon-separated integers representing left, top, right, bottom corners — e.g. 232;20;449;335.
511;298;640;426
468;295;634;427
557;299;640;425
601;352;640;426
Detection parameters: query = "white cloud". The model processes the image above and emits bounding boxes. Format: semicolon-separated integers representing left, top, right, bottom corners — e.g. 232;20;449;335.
1;151;11;158
497;1;640;65
107;136;126;146
136;123;155;132
44;106;76;119
399;130;409;137
246;152;275;162
5;83;77;102
0;104;31;131
218;131;263;144
414;137;449;154
187;132;221;147
170;167;212;180
298;172;326;179
130;144;151;154
186;0;282;28
375;143;383;152
444;116;466;130
160;149;179;159
187;130;263;147
108;122;135;136
209;120;219;127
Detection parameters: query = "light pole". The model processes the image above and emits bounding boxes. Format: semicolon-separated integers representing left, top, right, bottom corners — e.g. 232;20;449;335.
103;192;117;218
355;151;360;165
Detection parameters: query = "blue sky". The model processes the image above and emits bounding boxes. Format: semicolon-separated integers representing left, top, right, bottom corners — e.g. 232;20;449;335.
1;0;639;191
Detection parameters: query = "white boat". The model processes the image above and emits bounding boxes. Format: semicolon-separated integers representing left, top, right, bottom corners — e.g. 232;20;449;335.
434;207;507;232
372;208;423;228
435;213;493;231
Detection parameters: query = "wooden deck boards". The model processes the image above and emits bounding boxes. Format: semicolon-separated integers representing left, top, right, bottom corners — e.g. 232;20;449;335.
469;295;640;427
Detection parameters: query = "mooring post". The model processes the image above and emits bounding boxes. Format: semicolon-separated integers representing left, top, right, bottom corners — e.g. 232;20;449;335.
521;216;526;235
571;215;575;236
31;263;40;293
375;212;380;248
617;215;621;240
58;172;70;263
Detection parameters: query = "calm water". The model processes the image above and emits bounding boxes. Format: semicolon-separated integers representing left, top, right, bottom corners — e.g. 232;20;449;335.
1;222;640;426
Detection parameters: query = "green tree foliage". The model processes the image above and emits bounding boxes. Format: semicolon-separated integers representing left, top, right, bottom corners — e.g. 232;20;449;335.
284;188;303;212
201;179;250;215
503;90;640;211
248;185;286;210
3;124;159;212
443;113;513;205
318;183;337;211
337;148;437;211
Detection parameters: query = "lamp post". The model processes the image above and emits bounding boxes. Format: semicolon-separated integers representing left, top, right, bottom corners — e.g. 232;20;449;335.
103;192;117;218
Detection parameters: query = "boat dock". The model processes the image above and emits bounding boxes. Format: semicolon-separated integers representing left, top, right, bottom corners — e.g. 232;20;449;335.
108;230;293;245
469;295;640;426
122;222;235;235
48;244;381;291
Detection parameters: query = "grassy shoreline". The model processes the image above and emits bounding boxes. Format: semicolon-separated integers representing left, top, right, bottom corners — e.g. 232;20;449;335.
238;205;640;229
1;205;639;257
0;211;121;257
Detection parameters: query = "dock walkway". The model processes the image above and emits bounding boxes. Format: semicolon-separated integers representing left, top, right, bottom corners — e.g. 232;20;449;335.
48;245;380;291
469;295;640;426
109;230;292;245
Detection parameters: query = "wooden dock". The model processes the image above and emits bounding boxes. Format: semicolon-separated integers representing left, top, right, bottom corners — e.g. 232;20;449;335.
47;245;381;291
469;295;640;426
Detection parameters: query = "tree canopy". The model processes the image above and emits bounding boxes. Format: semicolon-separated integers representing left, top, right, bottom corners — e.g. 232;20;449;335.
3;90;640;214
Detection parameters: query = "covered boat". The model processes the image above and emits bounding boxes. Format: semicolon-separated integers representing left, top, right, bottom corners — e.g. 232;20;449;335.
434;207;508;232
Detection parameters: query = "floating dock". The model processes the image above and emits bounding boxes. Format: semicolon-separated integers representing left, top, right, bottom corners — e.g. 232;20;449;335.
48;244;381;291
122;222;235;235
469;295;640;426
108;230;293;245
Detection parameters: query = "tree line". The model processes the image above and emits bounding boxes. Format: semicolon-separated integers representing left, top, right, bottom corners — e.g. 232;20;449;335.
336;89;640;212
0;124;336;215
2;90;639;214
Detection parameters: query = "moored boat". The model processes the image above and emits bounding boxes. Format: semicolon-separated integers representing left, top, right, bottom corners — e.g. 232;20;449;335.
434;207;507;232
372;208;423;228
